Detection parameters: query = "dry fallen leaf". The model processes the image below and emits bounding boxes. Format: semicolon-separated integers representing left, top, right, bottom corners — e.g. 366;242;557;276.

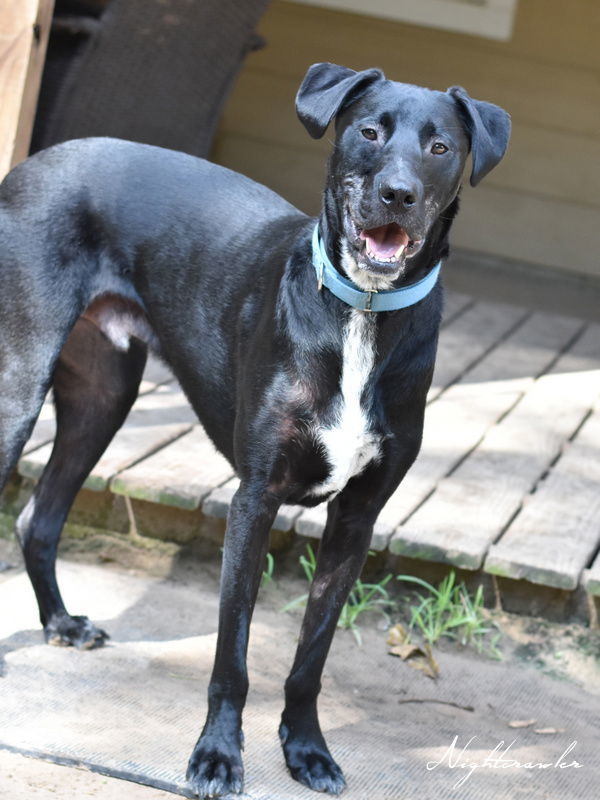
387;623;410;646
407;647;440;680
387;626;439;679
508;719;537;728
389;643;423;660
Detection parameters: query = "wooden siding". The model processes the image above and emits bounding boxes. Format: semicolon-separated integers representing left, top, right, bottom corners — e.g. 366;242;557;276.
0;0;53;179
211;0;600;279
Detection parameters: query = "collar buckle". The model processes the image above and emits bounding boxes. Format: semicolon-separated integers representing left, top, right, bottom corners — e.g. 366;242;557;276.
317;259;324;292
365;289;378;312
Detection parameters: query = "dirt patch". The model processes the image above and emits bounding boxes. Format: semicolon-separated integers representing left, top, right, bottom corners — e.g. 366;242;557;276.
0;749;176;800
2;521;599;695
1;528;599;799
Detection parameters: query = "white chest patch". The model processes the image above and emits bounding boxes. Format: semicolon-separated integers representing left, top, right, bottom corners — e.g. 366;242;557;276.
312;310;382;498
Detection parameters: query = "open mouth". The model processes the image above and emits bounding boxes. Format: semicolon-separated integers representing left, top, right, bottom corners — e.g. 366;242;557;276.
342;203;425;279
348;217;423;275
359;223;414;264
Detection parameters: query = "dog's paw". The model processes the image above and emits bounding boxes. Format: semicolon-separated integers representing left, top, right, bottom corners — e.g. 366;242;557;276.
44;613;109;650
279;723;346;794
186;733;244;798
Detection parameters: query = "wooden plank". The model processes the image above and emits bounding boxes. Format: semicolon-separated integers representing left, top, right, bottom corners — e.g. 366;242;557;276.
0;0;54;179
294;305;556;543
110;425;233;510
376;389;515;540
22;357;175;458
201;477;304;532
140;354;174;393
582;558;600;597
429;300;528;400
384;313;583;551
392;320;598;569
484;390;600;589
202;476;239;518
82;383;196;489
440;290;472;328
295;504;389;551
19;384;197;490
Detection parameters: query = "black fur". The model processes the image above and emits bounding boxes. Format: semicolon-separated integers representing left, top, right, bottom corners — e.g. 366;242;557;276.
0;62;510;797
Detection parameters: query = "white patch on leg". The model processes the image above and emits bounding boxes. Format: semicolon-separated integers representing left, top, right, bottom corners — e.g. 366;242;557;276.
312;310;381;497
100;310;157;351
82;296;159;352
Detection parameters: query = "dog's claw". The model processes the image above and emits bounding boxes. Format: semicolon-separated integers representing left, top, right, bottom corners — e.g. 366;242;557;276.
186;735;244;798
285;749;346;794
279;723;346;794
187;775;244;800
44;613;109;650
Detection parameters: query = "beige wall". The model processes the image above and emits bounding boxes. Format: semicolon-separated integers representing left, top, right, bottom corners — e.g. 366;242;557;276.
211;0;600;280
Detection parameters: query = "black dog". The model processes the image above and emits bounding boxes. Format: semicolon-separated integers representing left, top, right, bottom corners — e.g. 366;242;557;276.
0;63;510;796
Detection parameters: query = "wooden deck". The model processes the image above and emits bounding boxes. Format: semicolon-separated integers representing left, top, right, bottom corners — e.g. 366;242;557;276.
18;291;600;597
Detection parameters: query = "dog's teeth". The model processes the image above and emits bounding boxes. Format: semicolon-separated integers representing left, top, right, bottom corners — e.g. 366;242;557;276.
365;248;406;264
366;251;401;264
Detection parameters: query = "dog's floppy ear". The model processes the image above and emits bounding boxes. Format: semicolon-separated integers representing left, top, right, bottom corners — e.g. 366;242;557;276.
448;86;511;187
296;62;384;139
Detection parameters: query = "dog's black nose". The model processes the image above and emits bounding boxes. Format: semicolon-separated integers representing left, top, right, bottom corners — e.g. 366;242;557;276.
379;182;417;210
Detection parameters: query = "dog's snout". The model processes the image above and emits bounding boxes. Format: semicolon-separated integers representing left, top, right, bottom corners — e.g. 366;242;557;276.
378;180;419;211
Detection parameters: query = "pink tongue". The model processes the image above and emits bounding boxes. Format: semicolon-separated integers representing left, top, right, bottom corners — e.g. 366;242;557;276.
360;224;410;259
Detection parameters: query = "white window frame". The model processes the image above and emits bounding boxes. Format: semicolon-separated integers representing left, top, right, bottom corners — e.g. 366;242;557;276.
290;0;518;41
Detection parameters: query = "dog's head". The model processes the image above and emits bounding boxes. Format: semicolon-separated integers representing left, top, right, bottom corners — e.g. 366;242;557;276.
296;62;511;286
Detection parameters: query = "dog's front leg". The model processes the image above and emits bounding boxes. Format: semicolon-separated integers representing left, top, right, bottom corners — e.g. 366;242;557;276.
279;493;376;794
187;482;279;798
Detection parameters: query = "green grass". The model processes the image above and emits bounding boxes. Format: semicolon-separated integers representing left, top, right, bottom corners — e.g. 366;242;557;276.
282;544;394;644
260;551;275;588
396;571;502;659
280;543;318;611
0;512;14;540
338;573;394;644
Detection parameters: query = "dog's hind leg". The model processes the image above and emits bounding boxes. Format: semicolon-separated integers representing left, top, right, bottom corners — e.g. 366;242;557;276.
0;335;63;494
15;317;146;648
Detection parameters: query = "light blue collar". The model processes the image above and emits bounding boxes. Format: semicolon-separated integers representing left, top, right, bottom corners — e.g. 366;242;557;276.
311;224;442;312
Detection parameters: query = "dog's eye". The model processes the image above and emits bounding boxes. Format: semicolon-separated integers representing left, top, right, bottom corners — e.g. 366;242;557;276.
361;128;378;141
431;142;448;155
